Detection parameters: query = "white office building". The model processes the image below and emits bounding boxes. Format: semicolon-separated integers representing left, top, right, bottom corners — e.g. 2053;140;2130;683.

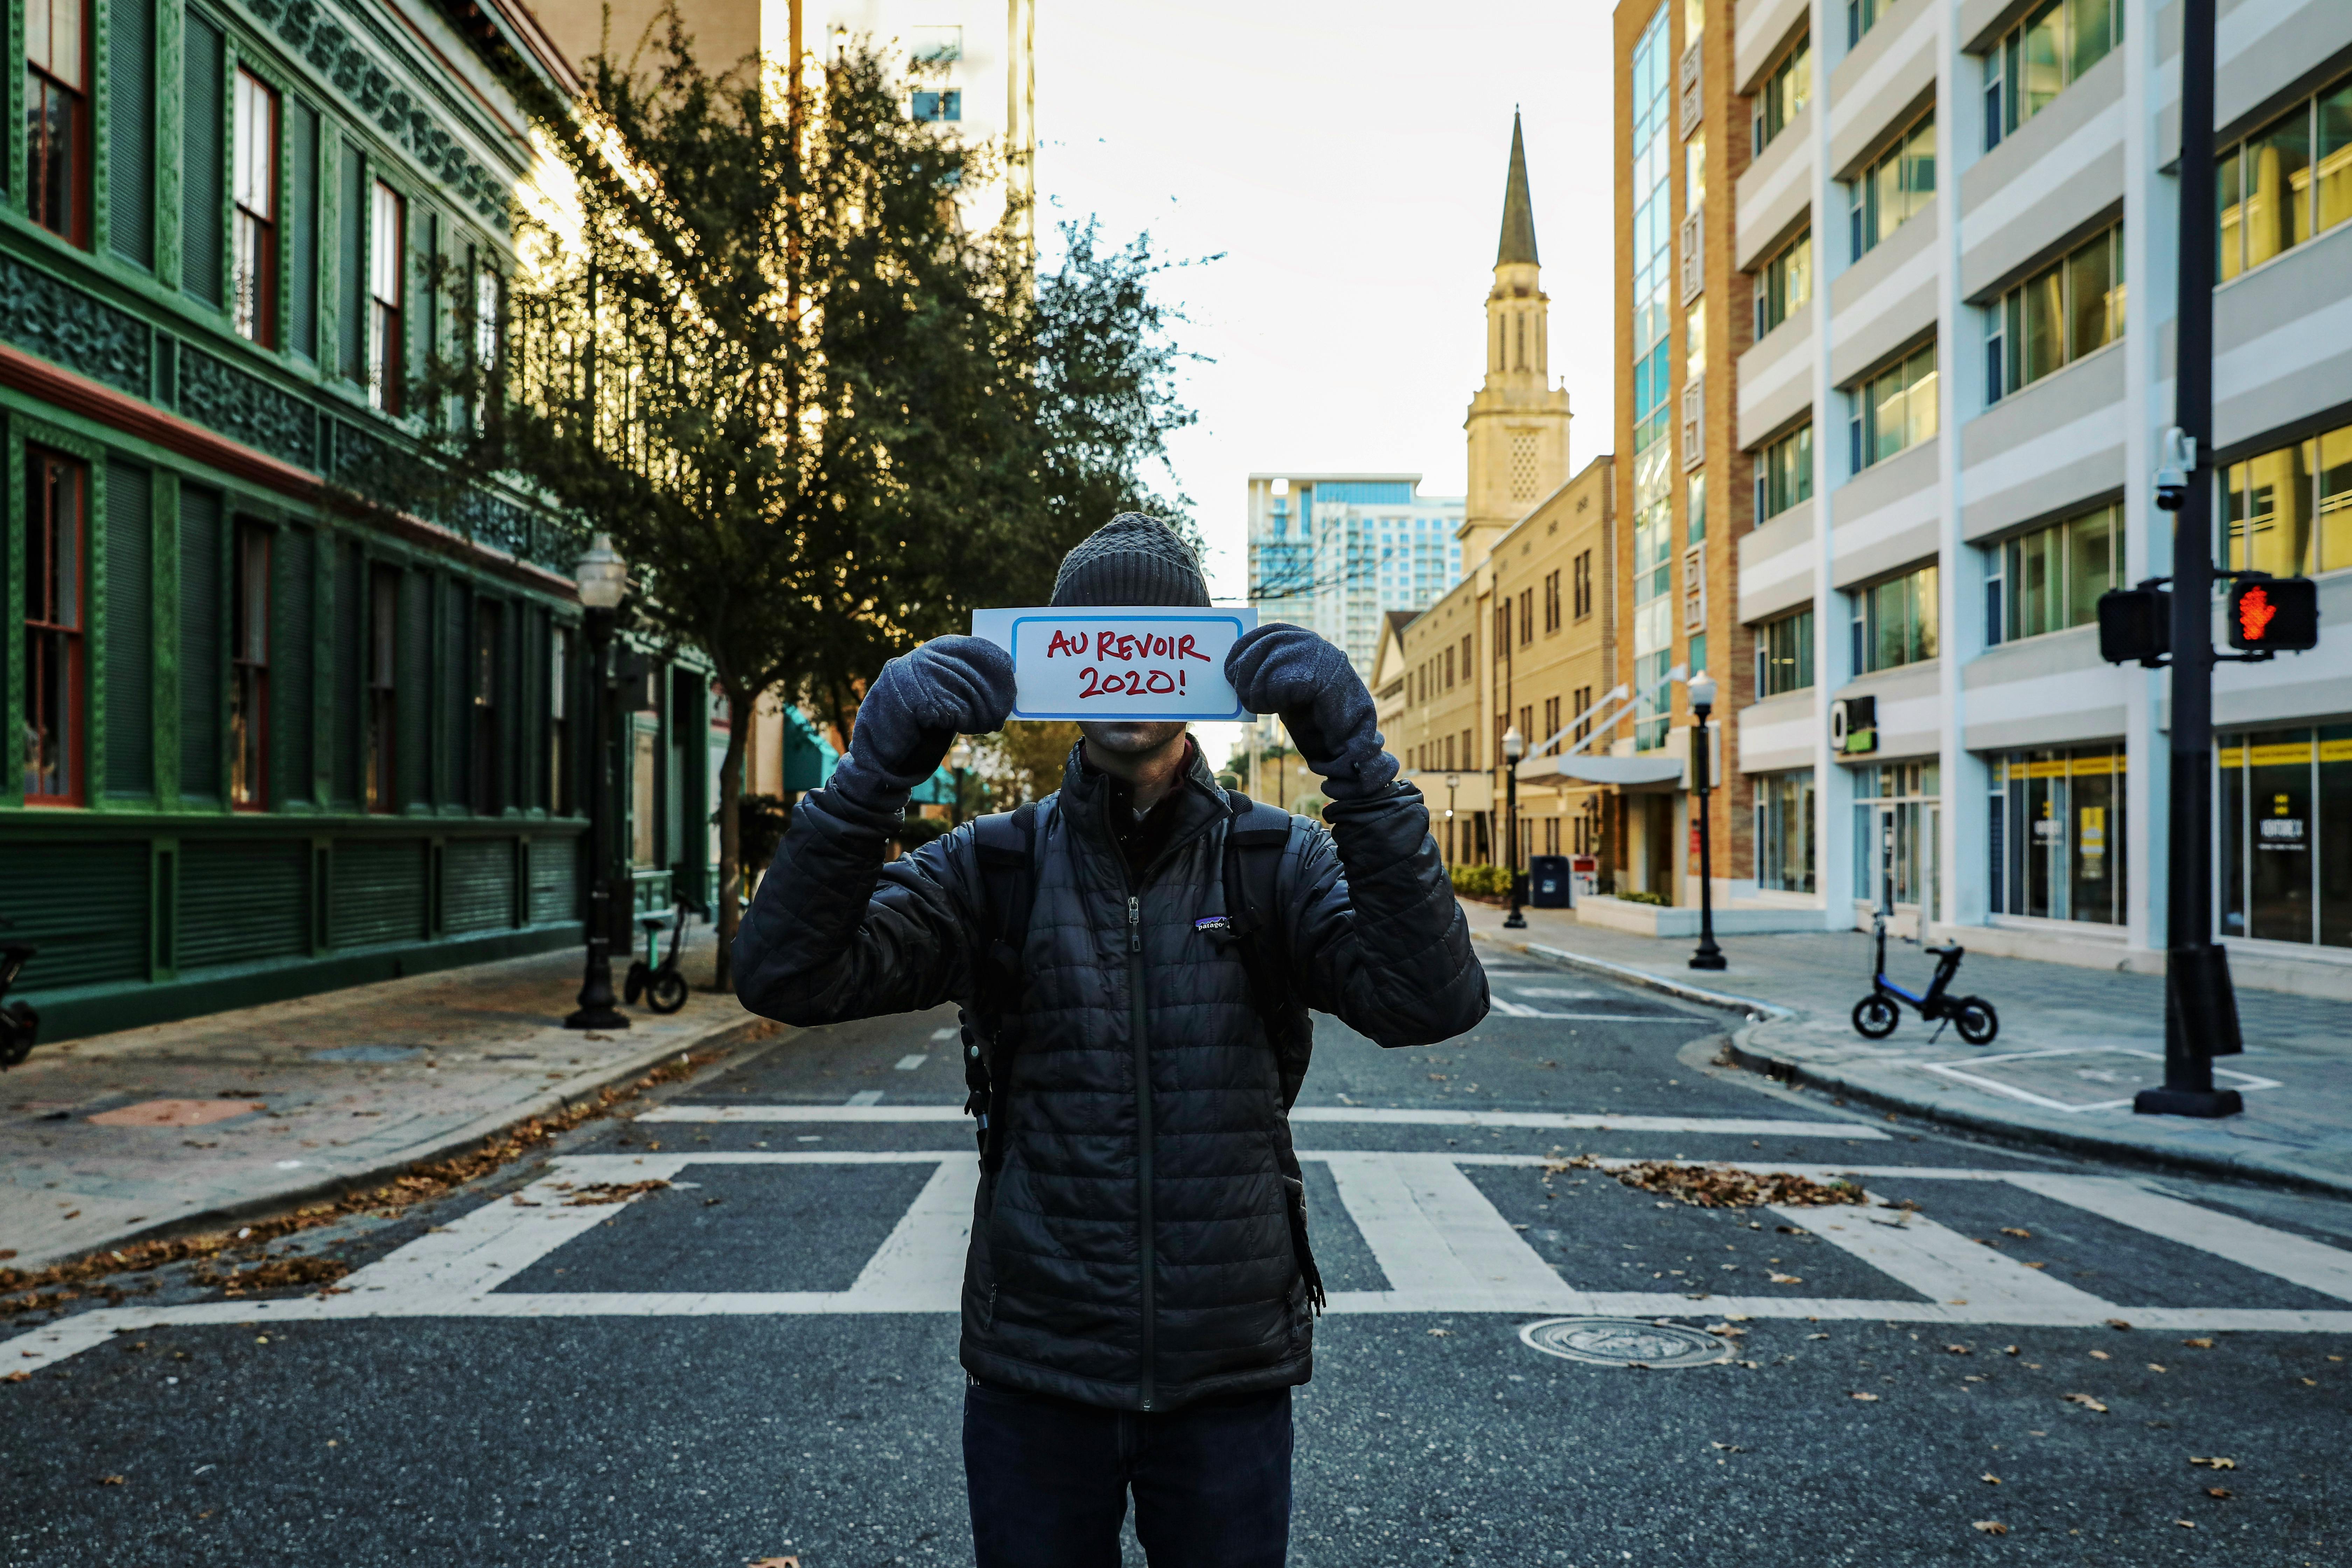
1245;474;1467;679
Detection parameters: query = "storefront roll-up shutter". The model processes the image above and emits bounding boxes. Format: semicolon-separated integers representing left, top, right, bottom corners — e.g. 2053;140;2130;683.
179;485;224;798
181;11;225;306
180;840;308;968
106;460;154;797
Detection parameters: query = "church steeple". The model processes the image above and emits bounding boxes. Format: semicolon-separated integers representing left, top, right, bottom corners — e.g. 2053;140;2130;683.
1496;112;1539;267
1460;113;1572;573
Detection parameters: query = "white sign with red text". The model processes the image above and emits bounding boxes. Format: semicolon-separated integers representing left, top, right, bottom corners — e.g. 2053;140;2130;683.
970;606;1260;722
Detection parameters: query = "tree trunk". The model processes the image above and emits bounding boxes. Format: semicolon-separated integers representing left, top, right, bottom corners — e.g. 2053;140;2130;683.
712;687;754;994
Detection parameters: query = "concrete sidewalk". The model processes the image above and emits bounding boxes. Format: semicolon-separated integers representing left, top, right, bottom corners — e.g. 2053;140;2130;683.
1462;899;2352;1196
1;929;770;1272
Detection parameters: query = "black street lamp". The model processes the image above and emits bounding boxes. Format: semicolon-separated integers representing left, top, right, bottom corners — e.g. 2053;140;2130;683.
1502;725;1526;930
2136;0;2242;1118
948;738;973;828
1687;670;1726;972
1444;770;1460;868
565;534;631;1032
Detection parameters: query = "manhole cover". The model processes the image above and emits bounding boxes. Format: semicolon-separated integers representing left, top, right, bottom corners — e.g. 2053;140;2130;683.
1520;1317;1730;1368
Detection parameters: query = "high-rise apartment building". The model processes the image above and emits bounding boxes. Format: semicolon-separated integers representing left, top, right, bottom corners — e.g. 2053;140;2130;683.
1246;475;1466;677
1614;0;2352;991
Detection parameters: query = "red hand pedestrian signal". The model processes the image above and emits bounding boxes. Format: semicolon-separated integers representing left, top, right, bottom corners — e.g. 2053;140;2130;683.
2226;575;2319;652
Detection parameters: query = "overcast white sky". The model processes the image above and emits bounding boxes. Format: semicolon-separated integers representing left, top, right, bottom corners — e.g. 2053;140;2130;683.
1032;0;1621;603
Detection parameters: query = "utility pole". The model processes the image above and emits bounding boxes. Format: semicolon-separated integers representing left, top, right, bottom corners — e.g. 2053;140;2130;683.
2136;0;2243;1118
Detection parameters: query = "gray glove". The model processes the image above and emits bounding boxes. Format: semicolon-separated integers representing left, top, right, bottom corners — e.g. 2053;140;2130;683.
829;636;1015;807
1225;623;1398;801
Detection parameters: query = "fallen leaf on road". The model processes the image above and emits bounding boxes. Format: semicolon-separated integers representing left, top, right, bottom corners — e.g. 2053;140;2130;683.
2182;1338;2214;1349
2301;1377;2318;1386
1849;1392;1879;1402
2189;1457;2236;1469
2003;1346;2019;1356
1710;1441;1746;1451
1427;1328;1451;1337
1543;1156;1866;1209
2088;1350;2110;1360
1768;1272;1804;1284
96;1475;124;1486
2022;1261;2048;1269
189;1258;351;1297
2061;1393;2109;1412
1945;1344;1972;1355
2175;1520;2196;1529
509;1197;541;1208
2;1372;29;1384
1998;1227;2032;1239
747;1559;800;1567
2206;1487;2233;1499
561;1180;672;1206
1980;1474;2000;1484
1705;1324;1747;1338
2105;1318;2133;1331
1806;1333;1829;1340
2148;1364;2166;1373
1972;1521;2007;1536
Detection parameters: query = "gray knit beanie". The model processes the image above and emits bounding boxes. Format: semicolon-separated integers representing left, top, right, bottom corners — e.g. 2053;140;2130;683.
1050;513;1211;608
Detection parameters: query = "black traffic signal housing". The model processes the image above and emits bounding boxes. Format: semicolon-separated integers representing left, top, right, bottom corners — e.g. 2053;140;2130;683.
2227;573;2319;653
2098;582;2172;666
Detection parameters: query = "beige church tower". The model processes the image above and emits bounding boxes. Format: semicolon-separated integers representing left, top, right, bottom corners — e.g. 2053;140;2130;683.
1461;114;1572;572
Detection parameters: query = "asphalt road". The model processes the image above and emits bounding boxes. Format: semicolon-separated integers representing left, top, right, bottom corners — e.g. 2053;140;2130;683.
5;942;2348;1567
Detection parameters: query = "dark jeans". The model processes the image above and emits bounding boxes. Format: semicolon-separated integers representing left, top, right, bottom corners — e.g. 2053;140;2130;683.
963;1379;1293;1568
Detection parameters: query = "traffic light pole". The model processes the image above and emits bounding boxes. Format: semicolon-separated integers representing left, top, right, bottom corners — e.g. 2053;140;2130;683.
2138;0;2242;1118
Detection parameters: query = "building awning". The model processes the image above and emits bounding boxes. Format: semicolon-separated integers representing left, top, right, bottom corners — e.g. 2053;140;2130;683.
1517;754;1685;786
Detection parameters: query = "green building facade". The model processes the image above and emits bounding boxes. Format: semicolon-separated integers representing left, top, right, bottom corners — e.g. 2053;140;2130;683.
3;0;718;1041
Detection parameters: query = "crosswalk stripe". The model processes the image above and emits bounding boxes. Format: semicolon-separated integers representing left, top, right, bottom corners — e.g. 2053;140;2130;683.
1323;1153;1586;1310
2003;1174;2352;1303
1779;1199;2117;1315
844;1157;977;1311
639;1104;1889;1139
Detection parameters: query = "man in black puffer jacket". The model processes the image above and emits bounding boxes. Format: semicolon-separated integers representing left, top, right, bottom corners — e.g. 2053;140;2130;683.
733;514;1487;1567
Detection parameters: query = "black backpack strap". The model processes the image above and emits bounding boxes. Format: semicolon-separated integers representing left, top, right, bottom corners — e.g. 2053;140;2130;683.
1219;790;1325;1314
961;803;1038;1169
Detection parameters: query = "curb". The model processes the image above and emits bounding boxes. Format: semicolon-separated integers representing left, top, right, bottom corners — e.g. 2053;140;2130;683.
1477;928;2352;1200
26;1009;781;1270
1474;930;1793;1020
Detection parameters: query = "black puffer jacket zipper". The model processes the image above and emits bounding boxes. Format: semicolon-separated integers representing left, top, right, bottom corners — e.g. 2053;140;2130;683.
1128;888;1152;1410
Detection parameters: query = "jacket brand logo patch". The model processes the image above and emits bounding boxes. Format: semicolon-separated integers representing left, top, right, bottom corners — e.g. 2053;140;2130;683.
1194;916;1232;933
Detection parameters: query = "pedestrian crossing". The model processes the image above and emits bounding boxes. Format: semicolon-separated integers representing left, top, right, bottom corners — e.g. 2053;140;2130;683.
9;1142;2351;1373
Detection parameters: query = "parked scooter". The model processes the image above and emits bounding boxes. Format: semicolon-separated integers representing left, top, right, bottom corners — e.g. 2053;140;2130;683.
1851;909;1998;1045
624;897;701;1015
0;918;40;1070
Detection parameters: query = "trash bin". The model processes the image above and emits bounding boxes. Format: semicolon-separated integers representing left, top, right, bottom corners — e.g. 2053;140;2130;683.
1529;854;1572;908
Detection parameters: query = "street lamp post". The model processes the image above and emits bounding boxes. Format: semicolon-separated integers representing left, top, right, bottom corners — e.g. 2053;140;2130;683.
948;739;973;828
1444;771;1460;867
565;534;631;1032
1502;725;1526;930
1687;670;1726;972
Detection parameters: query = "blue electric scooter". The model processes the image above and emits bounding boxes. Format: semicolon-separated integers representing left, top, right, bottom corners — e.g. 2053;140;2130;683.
1851;909;1998;1045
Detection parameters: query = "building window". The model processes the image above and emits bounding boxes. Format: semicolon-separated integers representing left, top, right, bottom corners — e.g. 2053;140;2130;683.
1986;502;2118;645
366;567;398;810
1755;230;1811;338
1543;569;1561;633
1850;344;1938;472
1756;424;1814;521
1518;588;1534;646
232;69;278;345
1851;113;1934;259
1542;695;1561;747
1984;0;2122;151
1756;608;1814;697
1572;685;1594;745
1990;745;2127;924
1851;564;1939;674
1687;471;1707;542
2218;76;2352;284
1987;224;2122;400
548;625;574;814
368;182;405;413
1853;761;1940;910
23;451;86;804
911;89;961;121
230;523;270;807
1751;33;1811;156
25;0;89;243
1846;0;1888;48
2218;726;2352;948
1573;550;1593;619
472;601;502;813
1755;768;1816;893
2221;416;2352;578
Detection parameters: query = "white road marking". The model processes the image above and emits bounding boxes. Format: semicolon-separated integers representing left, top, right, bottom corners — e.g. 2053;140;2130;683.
842;1157;977;1310
1778;1199;2115;1315
1488;996;1700;1021
845;1090;886;1107
930;1028;959;1042
894;1054;929;1072
1915;1047;2282;1113
637;1104;1890;1140
13;1152;2352;1373
1509;987;1607;1000
2005;1174;2352;1302
1323;1153;1590;1312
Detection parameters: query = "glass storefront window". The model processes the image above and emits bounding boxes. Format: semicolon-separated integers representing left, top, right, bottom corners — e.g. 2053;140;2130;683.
1988;746;2127;924
1853;761;1939;912
1755;769;1816;893
2218;727;2352;948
